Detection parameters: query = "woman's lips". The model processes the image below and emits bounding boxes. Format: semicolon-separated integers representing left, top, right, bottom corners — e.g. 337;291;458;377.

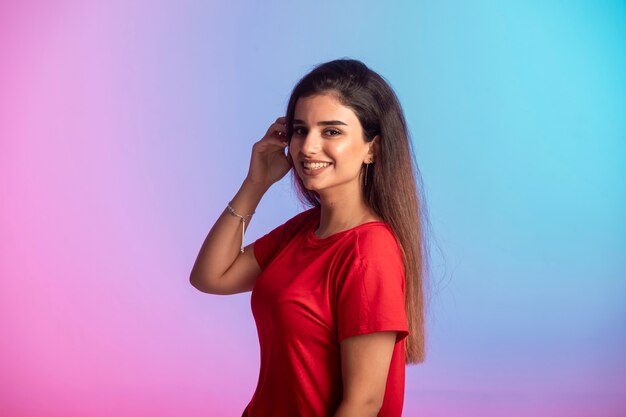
301;161;332;176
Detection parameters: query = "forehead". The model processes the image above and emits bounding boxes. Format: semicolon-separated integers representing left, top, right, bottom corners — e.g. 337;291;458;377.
294;94;359;124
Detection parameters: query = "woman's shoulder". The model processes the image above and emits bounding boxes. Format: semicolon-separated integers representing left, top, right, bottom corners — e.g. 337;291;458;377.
333;223;405;280
350;221;403;261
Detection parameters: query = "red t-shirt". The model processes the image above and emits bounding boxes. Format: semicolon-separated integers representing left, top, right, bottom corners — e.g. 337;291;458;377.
242;206;409;417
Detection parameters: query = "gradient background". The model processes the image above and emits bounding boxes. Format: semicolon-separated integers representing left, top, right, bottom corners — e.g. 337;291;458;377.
1;1;625;416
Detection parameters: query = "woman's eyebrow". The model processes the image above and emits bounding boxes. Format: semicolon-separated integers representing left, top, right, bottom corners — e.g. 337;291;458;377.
292;119;348;126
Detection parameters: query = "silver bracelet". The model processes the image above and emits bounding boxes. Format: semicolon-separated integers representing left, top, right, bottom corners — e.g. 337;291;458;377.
226;202;255;253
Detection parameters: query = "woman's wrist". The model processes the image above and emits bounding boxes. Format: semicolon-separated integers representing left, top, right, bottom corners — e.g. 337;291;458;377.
242;176;271;196
229;178;268;214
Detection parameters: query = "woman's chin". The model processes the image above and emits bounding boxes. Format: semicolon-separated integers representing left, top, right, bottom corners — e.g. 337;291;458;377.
302;182;320;191
303;182;325;193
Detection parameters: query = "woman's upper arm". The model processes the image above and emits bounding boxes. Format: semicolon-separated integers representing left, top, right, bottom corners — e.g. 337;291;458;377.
339;331;397;411
200;242;262;295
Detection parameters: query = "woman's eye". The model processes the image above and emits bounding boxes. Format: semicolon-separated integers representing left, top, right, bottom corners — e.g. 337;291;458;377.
292;127;340;136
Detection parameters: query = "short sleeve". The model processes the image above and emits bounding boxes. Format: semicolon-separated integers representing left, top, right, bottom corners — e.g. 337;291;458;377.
336;227;409;343
253;208;317;270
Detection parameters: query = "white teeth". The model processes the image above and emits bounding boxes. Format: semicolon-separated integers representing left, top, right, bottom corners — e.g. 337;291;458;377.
303;162;331;170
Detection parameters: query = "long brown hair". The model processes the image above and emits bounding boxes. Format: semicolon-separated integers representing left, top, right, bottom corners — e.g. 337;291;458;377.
285;59;431;364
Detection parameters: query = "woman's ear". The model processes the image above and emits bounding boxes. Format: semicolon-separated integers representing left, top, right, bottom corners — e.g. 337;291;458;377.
366;135;380;163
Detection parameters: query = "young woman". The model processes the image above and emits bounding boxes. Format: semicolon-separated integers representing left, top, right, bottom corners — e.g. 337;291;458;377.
190;59;429;417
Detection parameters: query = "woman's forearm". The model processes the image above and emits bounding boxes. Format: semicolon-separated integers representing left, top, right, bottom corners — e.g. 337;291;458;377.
189;178;268;287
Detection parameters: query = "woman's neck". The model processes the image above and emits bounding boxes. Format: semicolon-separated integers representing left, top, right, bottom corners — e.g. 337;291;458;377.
315;192;381;239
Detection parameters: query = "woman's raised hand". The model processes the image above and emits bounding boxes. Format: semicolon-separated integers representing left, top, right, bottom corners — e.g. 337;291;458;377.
191;117;292;295
245;116;292;189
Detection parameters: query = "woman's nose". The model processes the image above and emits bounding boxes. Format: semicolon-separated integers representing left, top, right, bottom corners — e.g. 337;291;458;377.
300;132;321;155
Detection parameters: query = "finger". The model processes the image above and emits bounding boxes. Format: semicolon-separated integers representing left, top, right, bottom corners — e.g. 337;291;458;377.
265;121;288;139
274;119;288;133
259;136;289;149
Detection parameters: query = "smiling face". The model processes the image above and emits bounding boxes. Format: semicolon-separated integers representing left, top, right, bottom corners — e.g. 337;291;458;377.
288;93;374;198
